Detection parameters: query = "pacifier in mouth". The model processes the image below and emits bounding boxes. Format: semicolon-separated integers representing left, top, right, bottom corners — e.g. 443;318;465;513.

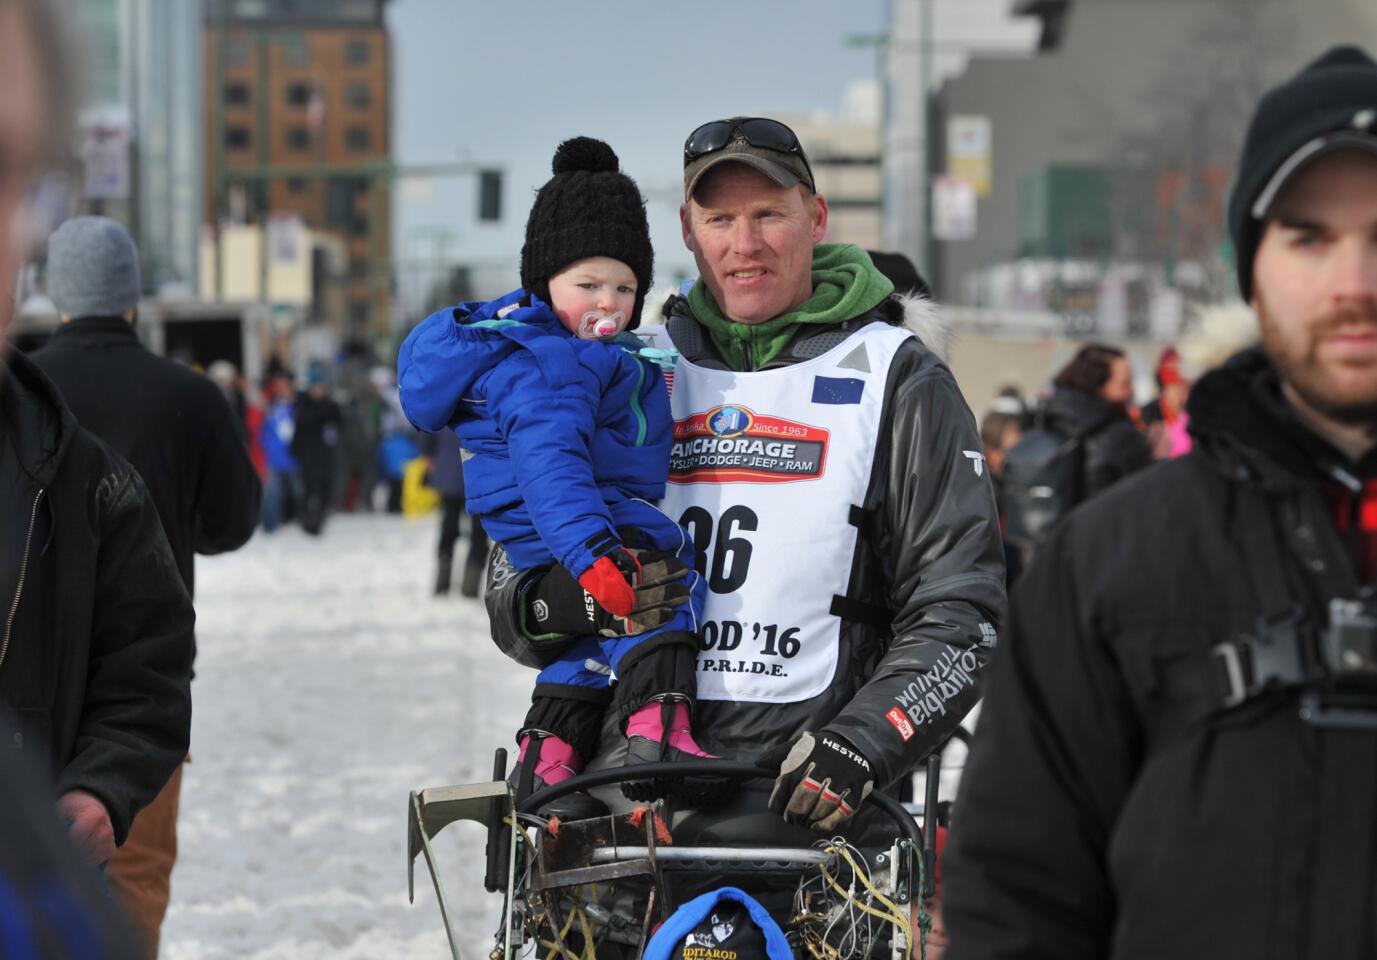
577;310;627;340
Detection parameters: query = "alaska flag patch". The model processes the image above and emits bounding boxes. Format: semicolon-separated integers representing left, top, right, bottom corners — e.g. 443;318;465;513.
811;376;865;405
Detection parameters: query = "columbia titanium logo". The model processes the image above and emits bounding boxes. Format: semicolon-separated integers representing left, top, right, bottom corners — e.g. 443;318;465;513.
963;450;986;476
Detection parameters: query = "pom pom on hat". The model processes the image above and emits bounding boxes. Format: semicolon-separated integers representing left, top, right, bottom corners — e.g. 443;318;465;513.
552;137;619;175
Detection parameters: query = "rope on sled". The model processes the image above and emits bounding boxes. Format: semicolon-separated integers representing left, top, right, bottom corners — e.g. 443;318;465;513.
795;838;919;960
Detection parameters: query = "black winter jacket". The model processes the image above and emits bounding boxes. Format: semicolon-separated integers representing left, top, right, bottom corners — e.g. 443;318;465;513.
0;351;193;845
30;317;261;605
945;348;1377;960
1041;385;1152;497
484;293;1007;838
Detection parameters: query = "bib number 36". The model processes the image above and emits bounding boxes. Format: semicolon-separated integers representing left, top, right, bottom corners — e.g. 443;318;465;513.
680;505;757;594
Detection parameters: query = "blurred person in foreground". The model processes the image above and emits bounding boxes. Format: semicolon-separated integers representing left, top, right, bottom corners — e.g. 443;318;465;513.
945;46;1377;959
0;0;189;955
32;215;261;957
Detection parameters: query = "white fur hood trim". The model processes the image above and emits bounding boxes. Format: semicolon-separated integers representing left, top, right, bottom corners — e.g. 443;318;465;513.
894;292;950;362
640;285;949;363
1179;301;1259;379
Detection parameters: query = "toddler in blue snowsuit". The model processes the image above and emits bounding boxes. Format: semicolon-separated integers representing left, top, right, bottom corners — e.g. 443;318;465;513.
398;138;715;810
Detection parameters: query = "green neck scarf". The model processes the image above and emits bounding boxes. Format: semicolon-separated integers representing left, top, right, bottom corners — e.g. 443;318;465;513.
686;243;895;372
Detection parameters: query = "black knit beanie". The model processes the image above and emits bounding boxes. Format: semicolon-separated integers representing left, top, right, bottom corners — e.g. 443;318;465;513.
1228;46;1377;301
520;137;654;329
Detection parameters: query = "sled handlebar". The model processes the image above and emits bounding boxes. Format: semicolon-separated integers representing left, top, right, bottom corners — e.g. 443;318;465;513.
517;759;924;852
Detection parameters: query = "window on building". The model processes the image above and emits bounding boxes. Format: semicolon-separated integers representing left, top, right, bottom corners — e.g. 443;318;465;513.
345;127;371;152
232;0;269;17
281;36;311;67
224;82;250;107
224;37;250;67
344;39;370;66
227;181;267;220
326;177;370;233
285;126;311;151
225;126;251;150
285;82;312;107
345;82;371;109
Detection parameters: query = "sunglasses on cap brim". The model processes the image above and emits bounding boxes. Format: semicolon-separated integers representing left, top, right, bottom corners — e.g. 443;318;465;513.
683;117;815;191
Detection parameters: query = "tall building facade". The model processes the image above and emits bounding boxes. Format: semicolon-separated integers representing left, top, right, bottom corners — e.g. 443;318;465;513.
203;0;392;338
68;0;203;296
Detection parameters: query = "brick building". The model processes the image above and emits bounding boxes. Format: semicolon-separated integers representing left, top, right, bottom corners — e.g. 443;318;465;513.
204;0;392;338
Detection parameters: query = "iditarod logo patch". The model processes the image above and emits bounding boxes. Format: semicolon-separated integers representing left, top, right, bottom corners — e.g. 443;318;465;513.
669;404;828;483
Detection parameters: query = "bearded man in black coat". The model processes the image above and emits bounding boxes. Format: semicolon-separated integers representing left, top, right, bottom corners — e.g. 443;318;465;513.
945;47;1377;960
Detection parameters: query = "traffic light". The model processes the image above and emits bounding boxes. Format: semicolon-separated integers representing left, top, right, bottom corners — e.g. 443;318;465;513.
478;169;502;222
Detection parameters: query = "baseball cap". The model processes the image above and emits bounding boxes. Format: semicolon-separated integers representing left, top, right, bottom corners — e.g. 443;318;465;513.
1228;46;1377;300
683;117;815;200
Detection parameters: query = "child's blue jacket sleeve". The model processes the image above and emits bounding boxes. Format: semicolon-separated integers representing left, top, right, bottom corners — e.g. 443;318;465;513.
485;353;622;577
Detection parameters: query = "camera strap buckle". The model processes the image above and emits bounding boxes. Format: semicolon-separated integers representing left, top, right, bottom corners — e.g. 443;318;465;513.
1210;609;1312;710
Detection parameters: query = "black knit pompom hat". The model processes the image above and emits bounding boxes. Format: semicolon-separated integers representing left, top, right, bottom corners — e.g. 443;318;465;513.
520;137;654;329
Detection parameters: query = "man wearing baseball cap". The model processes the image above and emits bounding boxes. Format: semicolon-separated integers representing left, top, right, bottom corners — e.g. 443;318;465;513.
944;47;1377;959
481;115;1005;841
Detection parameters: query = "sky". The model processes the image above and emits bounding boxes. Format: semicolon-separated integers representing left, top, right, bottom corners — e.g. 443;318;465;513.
387;0;889;312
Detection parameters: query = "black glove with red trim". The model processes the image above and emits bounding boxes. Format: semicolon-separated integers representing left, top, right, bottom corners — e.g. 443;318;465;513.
577;546;642;617
526;548;692;638
765;730;875;832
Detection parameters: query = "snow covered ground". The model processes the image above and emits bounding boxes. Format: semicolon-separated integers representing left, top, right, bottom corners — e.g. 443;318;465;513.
161;513;522;959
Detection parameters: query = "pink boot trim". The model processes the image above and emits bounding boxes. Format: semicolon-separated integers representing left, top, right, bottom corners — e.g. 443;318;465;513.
518;734;583;785
625;701;717;759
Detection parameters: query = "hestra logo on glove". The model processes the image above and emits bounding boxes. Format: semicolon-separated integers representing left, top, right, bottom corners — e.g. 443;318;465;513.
820;736;871;773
